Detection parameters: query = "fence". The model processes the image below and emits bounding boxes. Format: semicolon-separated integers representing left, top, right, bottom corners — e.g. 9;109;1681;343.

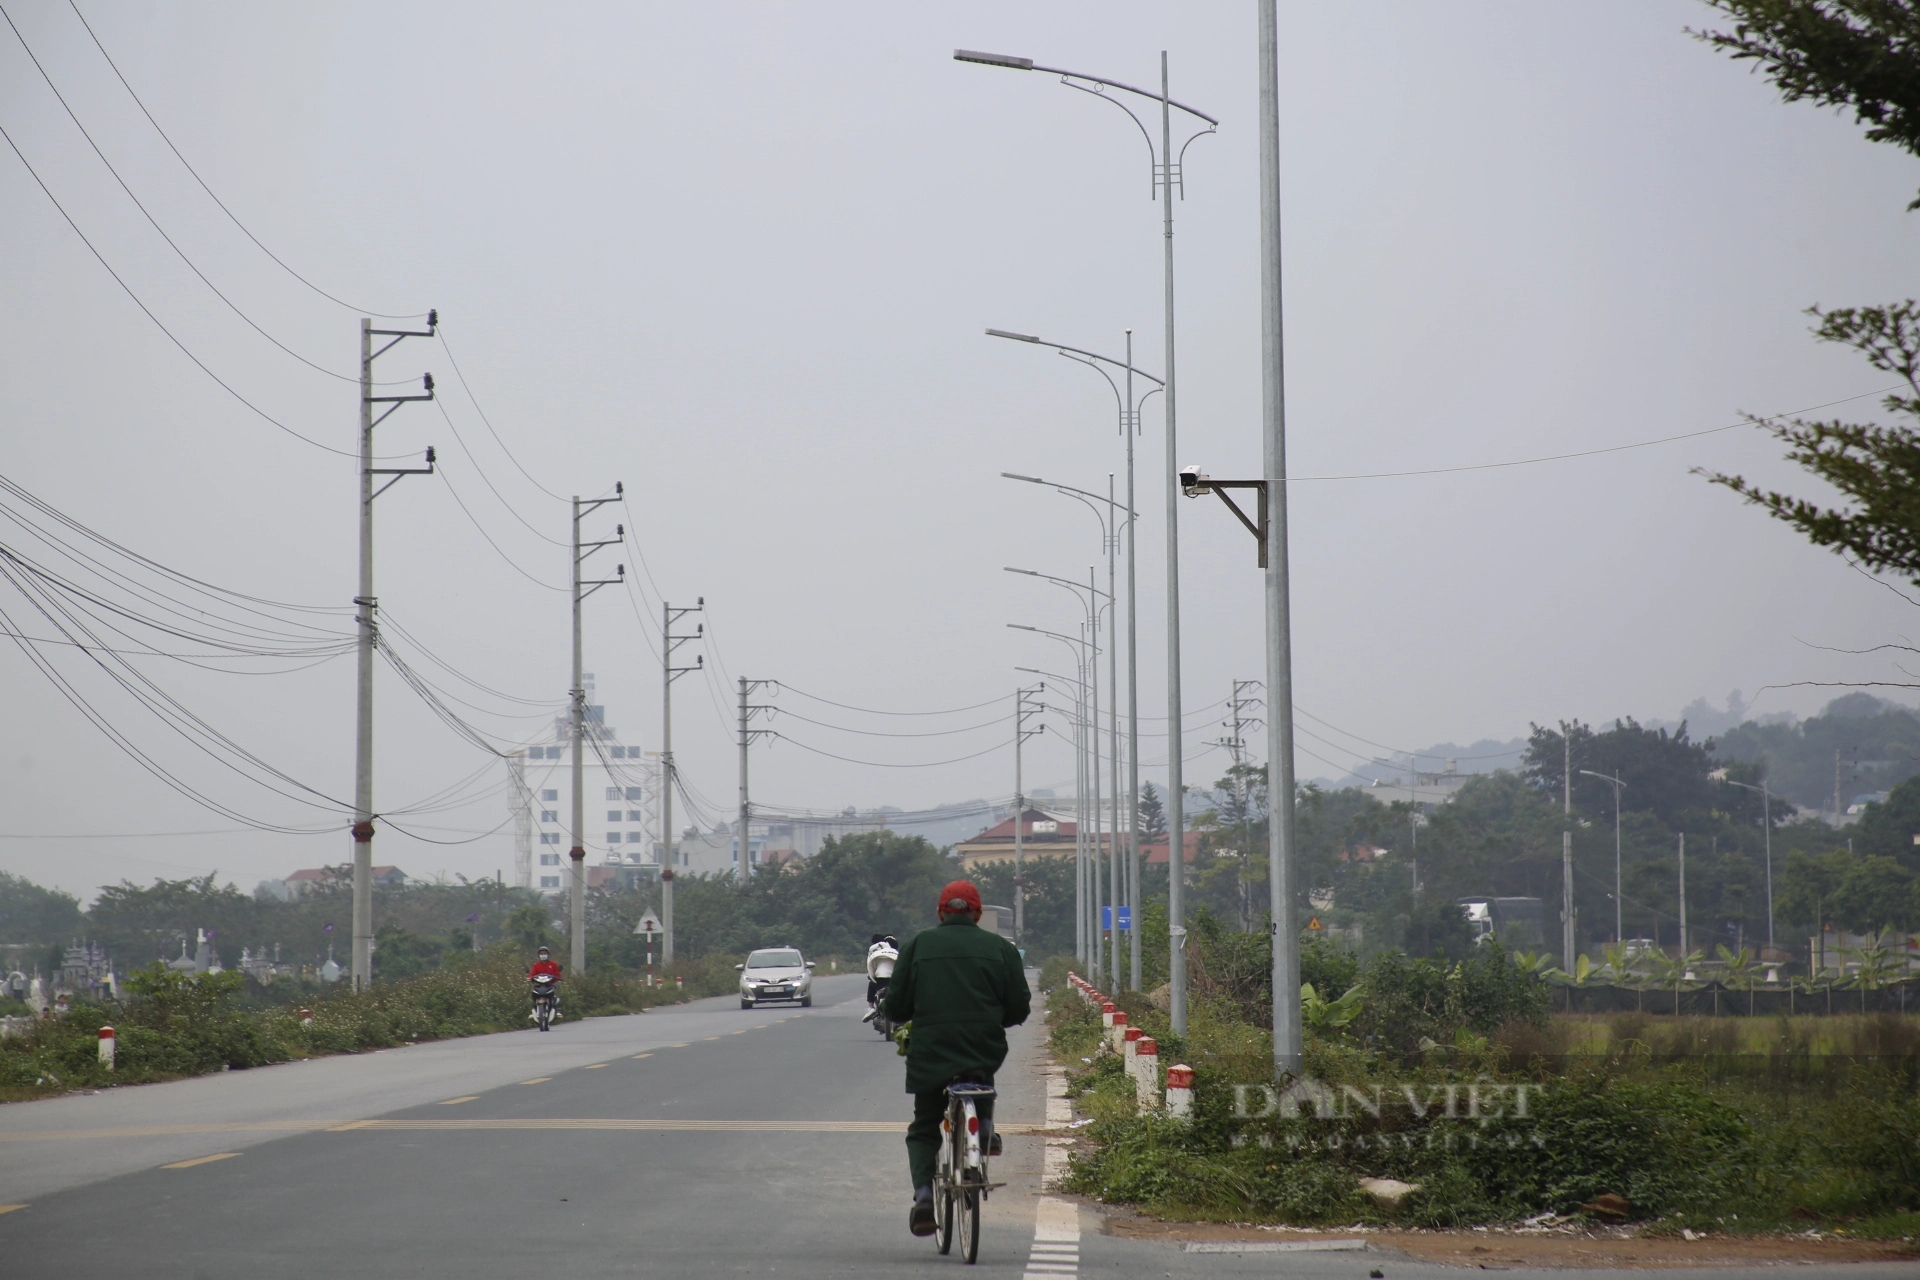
1553;979;1919;1016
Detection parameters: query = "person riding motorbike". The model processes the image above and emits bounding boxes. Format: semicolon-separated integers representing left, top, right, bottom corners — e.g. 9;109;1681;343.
865;933;899;1008
528;945;562;1019
881;880;1030;1237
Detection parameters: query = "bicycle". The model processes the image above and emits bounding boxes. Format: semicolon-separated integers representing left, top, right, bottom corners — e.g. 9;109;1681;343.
932;1079;1002;1263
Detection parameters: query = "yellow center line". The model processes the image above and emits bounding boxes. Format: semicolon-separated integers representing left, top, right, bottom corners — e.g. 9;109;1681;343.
519;1077;552;1085
728;1030;747;1035
631;1053;652;1059
438;1096;480;1105
701;1036;720;1041
583;1063;608;1069
0;1205;27;1215
162;1152;240;1169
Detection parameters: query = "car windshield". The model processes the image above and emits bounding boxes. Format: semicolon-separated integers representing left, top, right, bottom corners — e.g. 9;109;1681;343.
746;949;802;969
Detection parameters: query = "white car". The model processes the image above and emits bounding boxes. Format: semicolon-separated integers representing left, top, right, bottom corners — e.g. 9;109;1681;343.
737;947;814;1008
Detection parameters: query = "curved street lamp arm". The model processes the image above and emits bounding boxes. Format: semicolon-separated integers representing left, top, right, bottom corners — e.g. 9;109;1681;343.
1057;351;1126;428
1039;65;1219;127
1058;79;1156;194
999;472;1140;520
953;50;1218;126
985;329;1165;385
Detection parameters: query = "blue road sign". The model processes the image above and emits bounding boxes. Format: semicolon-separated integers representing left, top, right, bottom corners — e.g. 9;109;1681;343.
1117;905;1132;931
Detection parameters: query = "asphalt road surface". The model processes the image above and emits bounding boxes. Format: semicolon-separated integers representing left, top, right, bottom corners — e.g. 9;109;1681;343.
2;974;1913;1279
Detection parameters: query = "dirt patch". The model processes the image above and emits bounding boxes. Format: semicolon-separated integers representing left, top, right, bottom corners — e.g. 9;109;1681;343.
1101;1216;1920;1268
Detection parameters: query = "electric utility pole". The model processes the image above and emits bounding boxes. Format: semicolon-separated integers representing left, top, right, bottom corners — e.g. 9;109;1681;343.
570;491;624;975
1013;684;1045;947
352;311;437;992
1562;723;1575;967
737;678;774;879
1218;680;1264;932
660;600;703;965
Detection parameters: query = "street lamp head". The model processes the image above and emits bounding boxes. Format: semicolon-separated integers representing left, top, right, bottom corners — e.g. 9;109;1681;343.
955;49;1033;70
1000;471;1044;484
986;328;1041;343
1178;465;1210;496
1004;567;1039;577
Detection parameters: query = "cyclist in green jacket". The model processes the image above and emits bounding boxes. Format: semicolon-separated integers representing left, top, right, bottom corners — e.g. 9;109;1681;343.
883;878;1031;1236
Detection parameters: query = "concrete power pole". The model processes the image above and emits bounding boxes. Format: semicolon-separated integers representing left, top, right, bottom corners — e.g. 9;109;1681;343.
352;311;437;992
1013;684;1044;947
1562;725;1575;967
508;750;532;889
661;599;703;965
737;677;773;879
569;491;624;975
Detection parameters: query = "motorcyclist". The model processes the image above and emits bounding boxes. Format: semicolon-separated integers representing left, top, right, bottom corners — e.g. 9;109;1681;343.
528;945;562;1018
881;880;1030;1238
865;933;899;1008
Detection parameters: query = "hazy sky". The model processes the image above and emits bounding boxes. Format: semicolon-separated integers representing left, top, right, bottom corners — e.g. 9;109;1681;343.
4;2;1917;903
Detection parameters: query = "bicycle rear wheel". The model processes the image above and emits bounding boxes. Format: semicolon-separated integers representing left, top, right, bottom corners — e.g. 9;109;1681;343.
934;1185;953;1254
959;1186;979;1263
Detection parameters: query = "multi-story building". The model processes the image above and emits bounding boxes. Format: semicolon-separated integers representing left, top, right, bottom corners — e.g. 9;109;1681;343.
513;677;664;892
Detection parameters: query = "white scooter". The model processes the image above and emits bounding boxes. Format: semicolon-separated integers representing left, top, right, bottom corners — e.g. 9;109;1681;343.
862;937;898;1039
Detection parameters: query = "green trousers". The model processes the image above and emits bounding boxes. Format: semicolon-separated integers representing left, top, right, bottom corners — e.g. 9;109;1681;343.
906;1084;996;1190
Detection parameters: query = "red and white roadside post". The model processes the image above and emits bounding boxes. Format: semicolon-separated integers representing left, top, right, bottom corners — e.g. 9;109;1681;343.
97;1025;114;1070
1165;1062;1194;1118
1123;1024;1142;1074
1134;1036;1160;1109
299;1008;313;1026
1108;1010;1129;1054
1100;1001;1115;1036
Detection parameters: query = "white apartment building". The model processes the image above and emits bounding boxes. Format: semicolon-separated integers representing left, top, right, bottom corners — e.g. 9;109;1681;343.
512;677;663;891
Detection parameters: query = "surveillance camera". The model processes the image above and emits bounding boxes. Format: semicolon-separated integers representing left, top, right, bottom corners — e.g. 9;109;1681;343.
1179;465;1210;496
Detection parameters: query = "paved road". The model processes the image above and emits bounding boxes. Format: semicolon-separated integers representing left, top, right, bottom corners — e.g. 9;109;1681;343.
2;974;1912;1279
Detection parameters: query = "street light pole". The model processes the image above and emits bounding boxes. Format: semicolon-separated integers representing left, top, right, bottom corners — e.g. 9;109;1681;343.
960;46;1215;1035
1720;777;1775;949
1579;769;1627;945
991;342;1160;992
1013;685;1045;948
1012;623;1098;974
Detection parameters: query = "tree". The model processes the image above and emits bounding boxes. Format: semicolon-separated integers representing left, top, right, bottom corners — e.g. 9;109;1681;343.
1848;771;1920;868
1705;304;1920;593
1137;782;1167;841
0;872;84;948
969;855;1076;959
1694;2;1920;209
1525;719;1719;828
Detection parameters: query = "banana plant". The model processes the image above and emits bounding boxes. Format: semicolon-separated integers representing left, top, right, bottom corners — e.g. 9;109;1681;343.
1300;981;1364;1031
1717;944;1758;1014
1844;931;1902;1012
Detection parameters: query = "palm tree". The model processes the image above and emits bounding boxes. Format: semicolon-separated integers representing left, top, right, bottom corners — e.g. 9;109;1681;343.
1716;944;1758;1016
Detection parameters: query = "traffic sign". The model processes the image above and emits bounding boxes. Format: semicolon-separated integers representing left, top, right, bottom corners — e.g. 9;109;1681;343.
634;910;663;937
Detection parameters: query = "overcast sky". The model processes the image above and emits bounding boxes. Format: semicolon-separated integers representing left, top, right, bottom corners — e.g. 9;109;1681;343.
3;2;1916;903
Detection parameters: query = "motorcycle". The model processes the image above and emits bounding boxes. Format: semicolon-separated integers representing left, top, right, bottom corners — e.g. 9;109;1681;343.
530;973;559;1031
862;937;898;1039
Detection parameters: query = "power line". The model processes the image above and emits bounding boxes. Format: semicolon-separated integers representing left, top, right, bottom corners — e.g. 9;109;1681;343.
770;732;1007;770
63;0;427;320
1288;385;1902;482
438;325;569;501
435;469;565;592
0;118;366;460
769;706;1010;739
778;684;1010;718
0;4;406;384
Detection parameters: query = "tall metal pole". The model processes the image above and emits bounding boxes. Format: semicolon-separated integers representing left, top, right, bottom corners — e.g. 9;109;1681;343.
1073;657;1088;970
1106;483;1124;986
738;677;751;881
1562;728;1574;966
1614;775;1623;945
1678;831;1688;957
352;319;376;992
1125;332;1142;993
569;497;587;975
1014;689;1026;946
1157;51;1191;1037
1763;784;1774;949
1257;1;1301;1076
1086;586;1106;984
661;602;675;966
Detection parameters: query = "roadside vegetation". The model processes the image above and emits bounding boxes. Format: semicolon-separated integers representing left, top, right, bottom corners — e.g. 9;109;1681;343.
0;945;742;1103
1051;925;1920;1237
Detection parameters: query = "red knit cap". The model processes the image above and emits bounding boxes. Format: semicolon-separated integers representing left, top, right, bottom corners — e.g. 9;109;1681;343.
938;879;982;916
